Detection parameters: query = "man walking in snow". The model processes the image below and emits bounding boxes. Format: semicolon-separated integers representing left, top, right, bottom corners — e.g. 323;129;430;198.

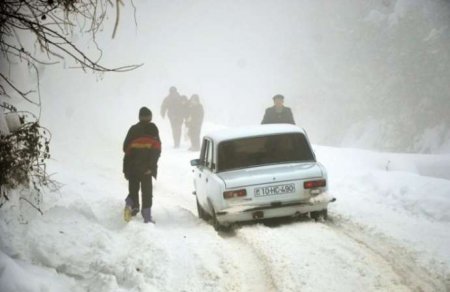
160;86;185;148
261;94;296;125
123;107;161;223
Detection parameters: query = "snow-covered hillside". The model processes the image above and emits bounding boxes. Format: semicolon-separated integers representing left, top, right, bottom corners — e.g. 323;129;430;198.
1;122;449;291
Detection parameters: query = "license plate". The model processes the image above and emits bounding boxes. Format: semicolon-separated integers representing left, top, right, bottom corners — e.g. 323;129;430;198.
254;183;296;197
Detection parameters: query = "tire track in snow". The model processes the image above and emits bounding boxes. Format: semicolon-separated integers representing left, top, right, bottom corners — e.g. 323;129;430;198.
327;215;449;291
219;231;279;291
147;202;229;291
154;199;277;291
229;218;446;292
234;223;322;292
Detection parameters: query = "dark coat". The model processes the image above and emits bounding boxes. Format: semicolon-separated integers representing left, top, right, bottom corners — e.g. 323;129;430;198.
160;93;185;122
123;121;161;179
186;103;204;129
261;106;295;125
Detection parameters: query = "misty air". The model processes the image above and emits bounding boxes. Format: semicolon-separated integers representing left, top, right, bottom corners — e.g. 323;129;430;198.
1;1;449;291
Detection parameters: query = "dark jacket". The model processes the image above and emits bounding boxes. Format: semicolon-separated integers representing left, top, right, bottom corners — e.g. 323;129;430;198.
123;121;161;179
161;93;185;122
186;103;204;129
261;106;295;125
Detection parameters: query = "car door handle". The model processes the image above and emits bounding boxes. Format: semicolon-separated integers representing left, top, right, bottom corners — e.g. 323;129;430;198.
198;173;201;178
206;178;208;183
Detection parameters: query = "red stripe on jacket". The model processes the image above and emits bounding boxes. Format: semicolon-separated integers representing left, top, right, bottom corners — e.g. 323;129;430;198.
126;136;161;155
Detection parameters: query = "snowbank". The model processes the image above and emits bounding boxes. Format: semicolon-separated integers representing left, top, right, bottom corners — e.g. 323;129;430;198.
1;125;449;291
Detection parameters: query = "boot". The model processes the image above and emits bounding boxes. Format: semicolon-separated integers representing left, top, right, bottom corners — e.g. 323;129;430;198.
141;208;154;223
124;206;132;222
124;197;139;222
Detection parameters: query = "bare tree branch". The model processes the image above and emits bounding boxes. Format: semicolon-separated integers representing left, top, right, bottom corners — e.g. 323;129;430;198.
1;0;143;105
112;0;121;39
20;197;43;215
1;1;142;209
0;72;38;105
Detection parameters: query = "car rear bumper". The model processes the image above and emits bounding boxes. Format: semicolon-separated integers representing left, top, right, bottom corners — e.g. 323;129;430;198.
216;192;335;225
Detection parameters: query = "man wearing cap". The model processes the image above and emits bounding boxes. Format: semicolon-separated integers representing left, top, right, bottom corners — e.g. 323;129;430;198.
261;94;296;125
123;107;161;223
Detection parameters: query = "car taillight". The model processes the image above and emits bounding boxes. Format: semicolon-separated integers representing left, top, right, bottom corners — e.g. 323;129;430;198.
304;179;326;189
223;189;247;199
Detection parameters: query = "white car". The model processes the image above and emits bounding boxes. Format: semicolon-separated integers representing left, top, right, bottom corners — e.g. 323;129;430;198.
190;124;335;230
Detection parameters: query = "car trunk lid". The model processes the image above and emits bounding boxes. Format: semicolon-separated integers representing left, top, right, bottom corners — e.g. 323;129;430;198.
217;162;324;203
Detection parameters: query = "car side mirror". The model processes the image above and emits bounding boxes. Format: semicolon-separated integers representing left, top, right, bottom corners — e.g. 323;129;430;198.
190;159;201;166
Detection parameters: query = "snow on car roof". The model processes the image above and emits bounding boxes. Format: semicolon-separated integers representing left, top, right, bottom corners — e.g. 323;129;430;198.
205;124;307;142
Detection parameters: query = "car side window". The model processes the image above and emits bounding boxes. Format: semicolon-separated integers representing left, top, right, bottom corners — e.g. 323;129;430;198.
199;138;214;170
205;140;214;170
199;139;208;166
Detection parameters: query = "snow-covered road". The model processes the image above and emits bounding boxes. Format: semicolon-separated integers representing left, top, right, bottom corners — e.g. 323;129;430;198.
1;128;450;291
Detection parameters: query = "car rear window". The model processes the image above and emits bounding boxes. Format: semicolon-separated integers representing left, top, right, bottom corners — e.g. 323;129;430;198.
217;133;315;172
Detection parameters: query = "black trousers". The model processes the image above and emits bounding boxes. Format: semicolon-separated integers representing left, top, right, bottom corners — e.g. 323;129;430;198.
128;174;153;209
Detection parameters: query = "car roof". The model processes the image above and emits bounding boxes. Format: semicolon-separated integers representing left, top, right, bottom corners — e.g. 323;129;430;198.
205;124;307;143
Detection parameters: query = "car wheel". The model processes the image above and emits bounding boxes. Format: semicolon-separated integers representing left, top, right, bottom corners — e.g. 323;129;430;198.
196;198;208;220
207;201;223;231
311;209;328;221
322;209;328;220
211;208;221;231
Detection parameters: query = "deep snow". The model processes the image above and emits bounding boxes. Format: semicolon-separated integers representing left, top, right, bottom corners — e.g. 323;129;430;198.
1;121;449;291
2;0;450;290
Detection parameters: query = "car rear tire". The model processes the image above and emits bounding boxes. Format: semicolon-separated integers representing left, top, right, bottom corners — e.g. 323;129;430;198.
196;198;208;220
322;209;328;220
207;201;224;231
311;209;328;221
211;208;221;231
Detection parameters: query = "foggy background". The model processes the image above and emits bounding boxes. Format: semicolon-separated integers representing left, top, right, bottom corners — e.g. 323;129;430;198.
7;0;450;154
